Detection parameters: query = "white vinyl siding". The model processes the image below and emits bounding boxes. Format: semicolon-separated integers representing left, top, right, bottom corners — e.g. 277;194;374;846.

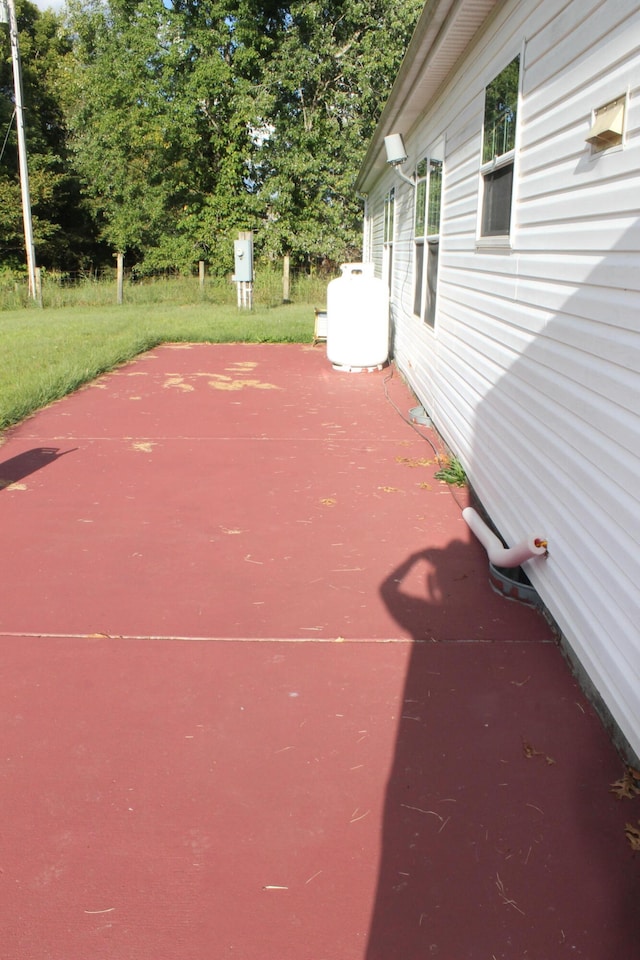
361;0;640;758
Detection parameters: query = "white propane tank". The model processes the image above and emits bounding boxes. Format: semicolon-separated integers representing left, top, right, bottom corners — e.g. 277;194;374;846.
326;263;390;371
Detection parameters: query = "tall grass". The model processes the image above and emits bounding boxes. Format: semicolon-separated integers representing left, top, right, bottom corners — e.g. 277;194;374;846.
0;297;320;432
0;264;333;311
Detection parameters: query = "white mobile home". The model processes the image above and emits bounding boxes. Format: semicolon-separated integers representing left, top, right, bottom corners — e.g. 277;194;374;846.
356;0;640;758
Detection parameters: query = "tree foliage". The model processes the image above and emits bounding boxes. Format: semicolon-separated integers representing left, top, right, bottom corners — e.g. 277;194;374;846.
254;0;422;267
0;0;97;268
1;0;422;275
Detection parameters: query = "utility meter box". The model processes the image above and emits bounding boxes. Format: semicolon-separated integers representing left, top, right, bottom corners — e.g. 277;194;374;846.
234;239;253;282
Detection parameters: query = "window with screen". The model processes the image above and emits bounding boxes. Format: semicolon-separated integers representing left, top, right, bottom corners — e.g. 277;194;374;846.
480;56;519;239
414;153;443;325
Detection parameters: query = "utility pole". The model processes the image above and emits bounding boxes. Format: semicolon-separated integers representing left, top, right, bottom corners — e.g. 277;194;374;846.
1;0;37;300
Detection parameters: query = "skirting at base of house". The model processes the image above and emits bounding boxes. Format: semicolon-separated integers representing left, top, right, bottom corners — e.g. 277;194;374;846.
475;491;638;767
543;610;640;769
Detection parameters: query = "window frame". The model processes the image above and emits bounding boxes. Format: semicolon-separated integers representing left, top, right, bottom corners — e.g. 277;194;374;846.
477;54;521;247
413;158;428;317
413;146;443;326
425;157;442;327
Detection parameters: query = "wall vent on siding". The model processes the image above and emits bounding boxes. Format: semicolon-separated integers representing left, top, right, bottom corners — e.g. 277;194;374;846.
586;96;626;151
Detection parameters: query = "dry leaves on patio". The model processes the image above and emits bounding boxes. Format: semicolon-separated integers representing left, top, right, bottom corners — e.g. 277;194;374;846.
395;456;436;468
610;766;640;800
522;740;555;765
610;766;640;852
624;822;640;851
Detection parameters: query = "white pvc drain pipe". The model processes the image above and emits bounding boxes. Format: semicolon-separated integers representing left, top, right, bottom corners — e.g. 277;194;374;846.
462;507;548;567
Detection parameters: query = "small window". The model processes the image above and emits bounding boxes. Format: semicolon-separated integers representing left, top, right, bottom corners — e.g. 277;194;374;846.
413;240;424;317
425;159;442;326
481;163;513;237
425;239;439;327
413;159;428;316
480;56;520;239
414;159;428;236
414;152;443;325
427;158;442;236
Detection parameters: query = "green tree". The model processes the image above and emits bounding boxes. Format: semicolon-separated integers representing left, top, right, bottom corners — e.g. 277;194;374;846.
1;0;421;276
65;0;261;274
64;0;421;274
250;0;422;269
0;0;96;271
65;0;187;264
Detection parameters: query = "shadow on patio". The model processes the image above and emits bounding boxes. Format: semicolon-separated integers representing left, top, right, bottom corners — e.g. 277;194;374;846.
365;495;639;956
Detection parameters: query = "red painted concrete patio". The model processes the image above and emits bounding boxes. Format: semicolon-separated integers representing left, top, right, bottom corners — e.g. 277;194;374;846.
0;343;637;958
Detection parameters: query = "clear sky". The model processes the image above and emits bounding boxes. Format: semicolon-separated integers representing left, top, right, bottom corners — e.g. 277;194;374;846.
30;0;65;11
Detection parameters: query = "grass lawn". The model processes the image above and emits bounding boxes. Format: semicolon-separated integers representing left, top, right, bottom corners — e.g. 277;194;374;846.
0;301;315;432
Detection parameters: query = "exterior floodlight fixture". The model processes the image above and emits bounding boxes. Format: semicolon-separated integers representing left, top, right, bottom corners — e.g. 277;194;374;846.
384;132;415;185
384;132;408;165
